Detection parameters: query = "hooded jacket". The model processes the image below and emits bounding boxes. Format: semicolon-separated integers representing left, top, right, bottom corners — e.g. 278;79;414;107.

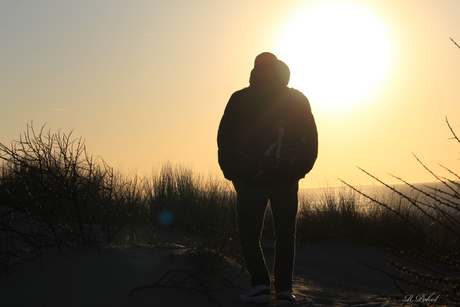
217;54;318;185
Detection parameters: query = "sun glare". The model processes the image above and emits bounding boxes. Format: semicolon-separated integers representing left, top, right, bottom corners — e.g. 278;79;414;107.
275;1;395;114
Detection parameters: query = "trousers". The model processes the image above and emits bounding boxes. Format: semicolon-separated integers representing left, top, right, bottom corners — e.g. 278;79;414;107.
236;180;298;293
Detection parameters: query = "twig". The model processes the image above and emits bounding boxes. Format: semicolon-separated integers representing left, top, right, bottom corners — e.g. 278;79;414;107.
129;269;221;306
340;173;445;252
450;38;460;50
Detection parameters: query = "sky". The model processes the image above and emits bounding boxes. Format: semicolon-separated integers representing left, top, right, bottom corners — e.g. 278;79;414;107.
1;0;460;189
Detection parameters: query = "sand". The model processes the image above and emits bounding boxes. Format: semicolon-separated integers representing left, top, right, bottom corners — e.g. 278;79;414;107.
0;237;418;307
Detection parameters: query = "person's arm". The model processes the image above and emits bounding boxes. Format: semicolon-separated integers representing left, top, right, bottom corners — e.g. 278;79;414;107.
297;93;318;177
217;92;241;180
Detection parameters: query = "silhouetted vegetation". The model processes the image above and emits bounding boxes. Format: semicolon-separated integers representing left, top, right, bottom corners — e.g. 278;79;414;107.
1;120;459;303
337;117;460;305
0;122;239;274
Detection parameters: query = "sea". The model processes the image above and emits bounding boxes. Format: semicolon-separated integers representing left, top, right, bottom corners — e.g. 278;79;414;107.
298;181;460;208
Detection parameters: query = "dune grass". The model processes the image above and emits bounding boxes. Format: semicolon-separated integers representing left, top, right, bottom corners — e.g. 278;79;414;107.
297;183;460;253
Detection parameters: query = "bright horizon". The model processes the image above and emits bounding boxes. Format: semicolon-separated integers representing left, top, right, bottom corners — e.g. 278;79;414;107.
2;0;460;189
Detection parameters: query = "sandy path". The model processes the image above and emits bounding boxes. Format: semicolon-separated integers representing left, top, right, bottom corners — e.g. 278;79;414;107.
0;241;410;306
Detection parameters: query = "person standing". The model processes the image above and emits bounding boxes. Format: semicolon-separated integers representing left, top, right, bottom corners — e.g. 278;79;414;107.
217;52;318;304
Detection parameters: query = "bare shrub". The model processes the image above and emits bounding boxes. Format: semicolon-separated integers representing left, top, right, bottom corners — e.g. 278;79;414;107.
0;122;120;271
341;117;460;304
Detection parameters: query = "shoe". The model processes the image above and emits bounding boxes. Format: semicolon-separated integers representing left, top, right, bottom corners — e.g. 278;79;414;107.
275;290;297;305
239;284;272;304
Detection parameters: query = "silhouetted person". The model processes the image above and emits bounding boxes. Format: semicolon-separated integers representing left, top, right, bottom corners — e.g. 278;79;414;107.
217;52;318;304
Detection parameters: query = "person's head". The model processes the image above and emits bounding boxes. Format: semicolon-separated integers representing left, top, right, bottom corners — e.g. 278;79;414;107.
254;52;278;68
249;52;290;90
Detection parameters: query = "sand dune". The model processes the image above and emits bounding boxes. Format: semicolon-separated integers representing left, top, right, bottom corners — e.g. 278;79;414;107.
0;239;414;306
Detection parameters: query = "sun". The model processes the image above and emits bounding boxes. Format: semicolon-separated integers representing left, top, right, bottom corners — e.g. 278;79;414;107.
274;1;395;114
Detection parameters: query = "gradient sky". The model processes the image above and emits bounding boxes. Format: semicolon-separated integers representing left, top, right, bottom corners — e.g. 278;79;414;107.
2;0;460;189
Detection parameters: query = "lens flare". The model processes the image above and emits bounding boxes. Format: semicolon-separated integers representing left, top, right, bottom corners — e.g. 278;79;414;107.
158;209;174;227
